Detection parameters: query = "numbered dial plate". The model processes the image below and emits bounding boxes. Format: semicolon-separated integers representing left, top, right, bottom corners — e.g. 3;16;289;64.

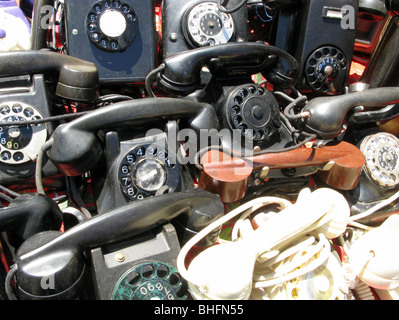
361;132;399;187
185;2;234;47
111;261;188;300
228;84;280;142
86;0;139;52
118;144;170;200
0;102;47;164
305;46;347;94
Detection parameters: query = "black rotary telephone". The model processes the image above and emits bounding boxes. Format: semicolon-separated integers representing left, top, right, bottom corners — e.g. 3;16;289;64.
0;50;99;184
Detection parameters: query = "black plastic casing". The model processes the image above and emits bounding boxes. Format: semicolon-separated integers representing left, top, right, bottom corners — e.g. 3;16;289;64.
64;0;157;83
275;0;359;95
0;193;62;248
0;75;58;185
162;0;248;58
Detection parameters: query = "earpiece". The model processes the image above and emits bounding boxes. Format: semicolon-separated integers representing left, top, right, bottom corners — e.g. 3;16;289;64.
0;50;99;101
47;98;219;176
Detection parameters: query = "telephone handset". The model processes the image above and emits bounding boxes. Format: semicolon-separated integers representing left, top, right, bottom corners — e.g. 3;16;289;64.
157;42;299;96
0;50;99;101
47;97;219;177
14;190;224;300
162;0;248;58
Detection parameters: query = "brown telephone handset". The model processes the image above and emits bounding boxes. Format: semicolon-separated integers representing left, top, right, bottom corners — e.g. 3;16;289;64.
198;141;366;202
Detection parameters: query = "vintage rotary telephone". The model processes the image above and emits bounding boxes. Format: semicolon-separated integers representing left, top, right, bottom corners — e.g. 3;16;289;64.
272;0;359;95
0;50;99;185
154;42;299;150
92;122;191;214
161;0;248;58
46;97;219;176
5;94;226;300
63;0;157;83
10;190;224;300
44;95;221;214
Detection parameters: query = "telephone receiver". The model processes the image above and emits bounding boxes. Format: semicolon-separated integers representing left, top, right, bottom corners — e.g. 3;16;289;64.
198;141;366;202
301;87;399;139
0;50;99;101
47;97;220;176
157;42;300;96
180;188;350;300
0;193;62;248
13;190;224;300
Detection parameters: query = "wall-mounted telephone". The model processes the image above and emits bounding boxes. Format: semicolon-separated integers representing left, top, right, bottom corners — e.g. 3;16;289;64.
157;42;299;96
64;0;157;83
273;0;359;95
162;0;248;58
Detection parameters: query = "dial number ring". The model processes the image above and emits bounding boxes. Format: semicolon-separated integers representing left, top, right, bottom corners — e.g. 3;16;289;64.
0;102;47;164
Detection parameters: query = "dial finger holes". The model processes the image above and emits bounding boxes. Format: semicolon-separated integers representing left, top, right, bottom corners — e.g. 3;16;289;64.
234;95;243;105
322;47;330;56
156;264;170;278
127;271;140;286
169;272;181;286
141;263;155;279
231;105;241;115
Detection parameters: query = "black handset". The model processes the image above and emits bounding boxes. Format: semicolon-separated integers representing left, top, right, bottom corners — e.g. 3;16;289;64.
47;97;219;177
64;0;157;83
0;193;62;248
14;190;224;300
157;42;299;96
0;50;99;101
162;0;248;58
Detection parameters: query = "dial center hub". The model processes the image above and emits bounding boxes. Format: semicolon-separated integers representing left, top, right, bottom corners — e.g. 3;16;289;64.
99;10;126;37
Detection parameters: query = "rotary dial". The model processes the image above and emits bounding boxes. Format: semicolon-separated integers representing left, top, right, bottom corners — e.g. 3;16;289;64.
0;102;47;164
111;262;188;300
361;132;399;187
185;2;234;47
118;144;169;201
86;0;138;52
